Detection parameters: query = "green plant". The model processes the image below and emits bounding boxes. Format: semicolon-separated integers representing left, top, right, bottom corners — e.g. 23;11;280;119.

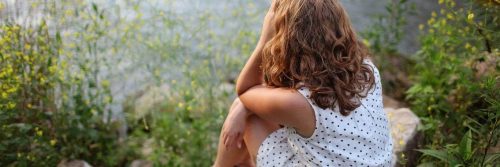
362;0;414;54
0;1;124;166
0;21;62;166
361;0;415;100
120;1;264;166
406;0;499;166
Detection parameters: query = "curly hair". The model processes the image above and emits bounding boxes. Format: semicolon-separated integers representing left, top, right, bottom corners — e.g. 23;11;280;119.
262;0;375;116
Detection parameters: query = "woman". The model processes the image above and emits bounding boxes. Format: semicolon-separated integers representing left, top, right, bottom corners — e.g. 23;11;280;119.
214;0;393;166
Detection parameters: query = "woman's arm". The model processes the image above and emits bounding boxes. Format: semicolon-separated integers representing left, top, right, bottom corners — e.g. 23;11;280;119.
235;1;316;137
235;2;276;96
239;86;316;138
221;98;252;149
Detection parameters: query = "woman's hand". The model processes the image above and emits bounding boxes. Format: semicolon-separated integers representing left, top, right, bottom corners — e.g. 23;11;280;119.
221;98;251;149
258;0;277;45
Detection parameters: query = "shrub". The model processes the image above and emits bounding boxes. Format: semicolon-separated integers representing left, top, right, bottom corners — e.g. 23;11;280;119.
0;3;122;166
361;0;415;100
406;0;499;166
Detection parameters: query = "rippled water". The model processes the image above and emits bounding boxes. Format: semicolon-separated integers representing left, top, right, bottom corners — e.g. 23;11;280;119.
1;0;439;114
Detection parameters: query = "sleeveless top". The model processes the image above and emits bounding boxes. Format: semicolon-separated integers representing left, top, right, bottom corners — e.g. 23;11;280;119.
256;59;393;167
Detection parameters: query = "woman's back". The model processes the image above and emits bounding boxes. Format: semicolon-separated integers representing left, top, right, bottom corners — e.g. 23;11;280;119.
257;59;393;167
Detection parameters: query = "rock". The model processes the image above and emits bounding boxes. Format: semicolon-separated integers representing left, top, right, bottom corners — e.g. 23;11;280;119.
141;138;154;156
57;160;92;167
133;84;170;118
385;107;421;167
130;160;153;167
383;95;403;108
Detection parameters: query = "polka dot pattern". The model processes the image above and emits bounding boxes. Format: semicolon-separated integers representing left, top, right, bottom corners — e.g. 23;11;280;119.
256;60;393;167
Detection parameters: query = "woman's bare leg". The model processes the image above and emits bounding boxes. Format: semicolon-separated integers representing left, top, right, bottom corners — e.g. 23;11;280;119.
214;98;255;167
243;114;281;163
214;99;280;166
214;115;279;167
214;132;253;167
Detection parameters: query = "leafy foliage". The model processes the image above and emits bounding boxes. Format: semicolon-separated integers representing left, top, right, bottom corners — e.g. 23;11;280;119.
407;0;499;166
0;19;119;167
361;0;415;100
2;0;262;166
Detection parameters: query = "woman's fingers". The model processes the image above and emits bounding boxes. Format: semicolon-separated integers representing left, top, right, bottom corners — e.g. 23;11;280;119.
225;133;235;148
222;132;229;148
226;134;234;148
236;132;243;149
223;131;244;149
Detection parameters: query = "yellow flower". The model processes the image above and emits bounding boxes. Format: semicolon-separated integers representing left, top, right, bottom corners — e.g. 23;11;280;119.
447;13;454;20
101;80;110;88
427;18;435;25
40;77;46;84
12;25;20;32
438;0;444;4
7;102;16;109
178;102;184;108
154;69;160;77
418;24;424;30
36;130;43;136
50;139;57;146
64;9;73;16
362;39;370;47
104;96;111;103
440;19;447;26
467;13;474;21
48;65;57;74
7;87;17;93
465;43;471;49
24;44;31;50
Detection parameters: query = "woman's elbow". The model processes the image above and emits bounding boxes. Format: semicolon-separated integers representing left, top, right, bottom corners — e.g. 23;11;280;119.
235;83;245;96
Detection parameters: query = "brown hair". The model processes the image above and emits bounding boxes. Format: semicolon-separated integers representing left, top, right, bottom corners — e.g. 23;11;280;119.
262;0;375;116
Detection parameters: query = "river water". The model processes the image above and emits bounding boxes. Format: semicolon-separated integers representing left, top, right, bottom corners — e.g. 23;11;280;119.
1;0;439;115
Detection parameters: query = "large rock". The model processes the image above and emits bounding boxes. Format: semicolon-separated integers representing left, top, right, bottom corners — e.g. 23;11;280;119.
130;160;153;167
385;107;421;167
132;84;170;119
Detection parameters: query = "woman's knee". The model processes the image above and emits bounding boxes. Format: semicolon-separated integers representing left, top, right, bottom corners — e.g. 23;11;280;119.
246;114;263;128
243;115;279;159
245;115;278;133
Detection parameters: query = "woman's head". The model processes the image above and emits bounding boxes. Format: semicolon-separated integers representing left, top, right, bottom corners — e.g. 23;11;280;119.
262;0;375;115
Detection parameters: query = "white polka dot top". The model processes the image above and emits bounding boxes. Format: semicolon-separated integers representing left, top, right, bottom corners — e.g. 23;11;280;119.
257;59;393;167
